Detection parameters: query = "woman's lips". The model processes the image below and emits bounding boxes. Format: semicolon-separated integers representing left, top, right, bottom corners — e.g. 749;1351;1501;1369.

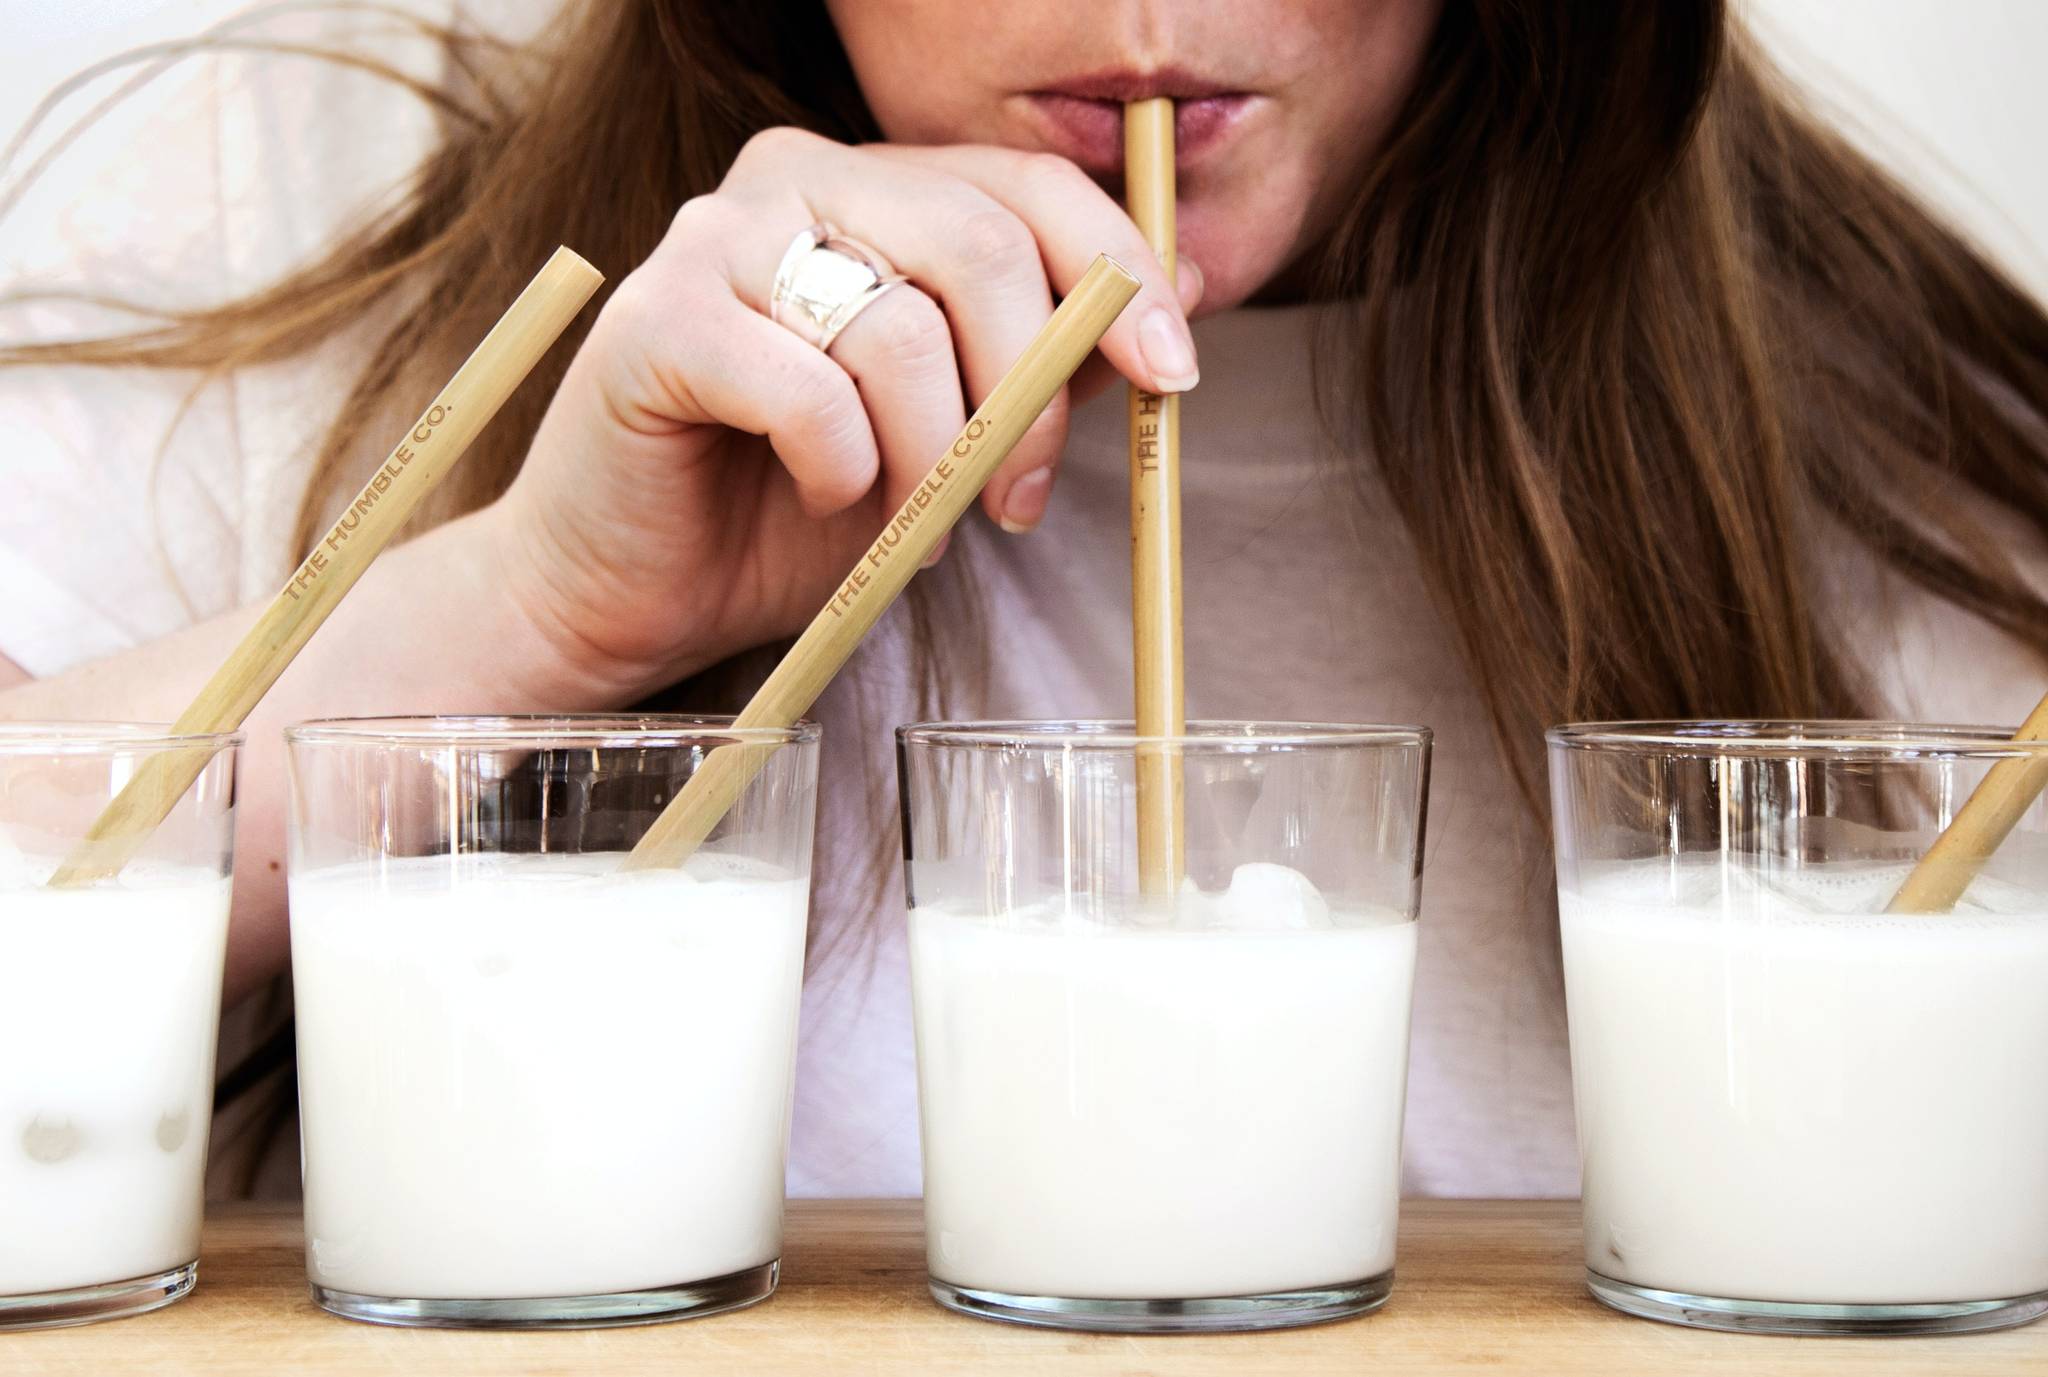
1022;89;1255;174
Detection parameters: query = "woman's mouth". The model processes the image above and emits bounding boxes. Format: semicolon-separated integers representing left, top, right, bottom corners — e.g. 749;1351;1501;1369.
1021;69;1256;174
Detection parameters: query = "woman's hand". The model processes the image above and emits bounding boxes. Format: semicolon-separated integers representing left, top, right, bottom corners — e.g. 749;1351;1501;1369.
484;128;1201;702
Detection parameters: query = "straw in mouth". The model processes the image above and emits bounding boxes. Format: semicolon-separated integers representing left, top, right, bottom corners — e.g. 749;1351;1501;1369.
1124;95;1188;897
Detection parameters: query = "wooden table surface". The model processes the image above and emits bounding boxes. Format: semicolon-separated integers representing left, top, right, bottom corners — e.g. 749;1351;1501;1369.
7;1199;2044;1374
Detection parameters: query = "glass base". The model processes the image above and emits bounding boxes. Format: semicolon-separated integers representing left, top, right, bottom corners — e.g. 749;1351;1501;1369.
311;1259;778;1329
929;1270;1392;1333
0;1262;197;1331
1588;1270;2048;1335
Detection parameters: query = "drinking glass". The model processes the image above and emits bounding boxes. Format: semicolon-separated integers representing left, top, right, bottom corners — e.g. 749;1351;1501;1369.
285;715;818;1327
0;723;239;1330
1552;720;2048;1335
900;720;1430;1332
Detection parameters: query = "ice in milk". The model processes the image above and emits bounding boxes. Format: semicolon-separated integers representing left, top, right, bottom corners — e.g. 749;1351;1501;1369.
289;852;807;1300
1563;858;2048;1304
0;866;230;1296
911;863;1417;1300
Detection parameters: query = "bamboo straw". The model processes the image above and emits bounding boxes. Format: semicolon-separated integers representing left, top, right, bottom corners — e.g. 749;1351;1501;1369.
624;254;1143;870
1125;97;1187;896
1886;691;2048;913
47;247;604;887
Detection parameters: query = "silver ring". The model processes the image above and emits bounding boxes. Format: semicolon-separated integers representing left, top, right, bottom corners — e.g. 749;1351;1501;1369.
769;222;907;354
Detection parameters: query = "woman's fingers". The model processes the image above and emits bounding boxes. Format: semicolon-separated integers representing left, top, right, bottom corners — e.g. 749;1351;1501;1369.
843;140;1202;528
606;274;881;519
644;129;1206;542
722;130;1191;398
718;130;1211;529
715;132;1070;528
824;282;970;521
870;142;1200;392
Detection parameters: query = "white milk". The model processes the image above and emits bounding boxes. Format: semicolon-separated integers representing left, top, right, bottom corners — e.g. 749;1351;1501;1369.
1562;859;2048;1304
0;870;230;1296
289;853;807;1300
910;863;1417;1300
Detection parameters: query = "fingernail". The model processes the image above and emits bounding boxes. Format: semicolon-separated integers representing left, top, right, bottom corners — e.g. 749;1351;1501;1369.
1176;257;1204;310
1137;306;1199;393
921;532;951;569
998;468;1054;534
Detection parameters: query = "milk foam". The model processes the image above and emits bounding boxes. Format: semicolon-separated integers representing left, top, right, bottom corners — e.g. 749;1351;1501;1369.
290;852;807;1300
911;865;1415;1299
948;862;1387;934
1;870;230;1295
1563;857;2048;1303
1577;853;2040;920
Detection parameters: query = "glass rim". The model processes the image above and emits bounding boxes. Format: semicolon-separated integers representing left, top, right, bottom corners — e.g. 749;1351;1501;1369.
283;713;820;749
896;719;1431;751
1547;718;2048;758
0;721;244;754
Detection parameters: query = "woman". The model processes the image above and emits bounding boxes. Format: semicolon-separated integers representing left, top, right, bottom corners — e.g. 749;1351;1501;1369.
4;1;2045;1199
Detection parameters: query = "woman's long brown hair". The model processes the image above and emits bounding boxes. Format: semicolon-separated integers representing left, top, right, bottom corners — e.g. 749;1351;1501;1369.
7;0;2048;794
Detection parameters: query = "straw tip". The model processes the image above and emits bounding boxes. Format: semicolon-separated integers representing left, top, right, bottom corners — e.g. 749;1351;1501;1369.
1093;254;1144;289
546;245;605;289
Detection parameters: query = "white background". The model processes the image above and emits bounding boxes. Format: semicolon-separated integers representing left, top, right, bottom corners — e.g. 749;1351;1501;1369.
1;0;2045;295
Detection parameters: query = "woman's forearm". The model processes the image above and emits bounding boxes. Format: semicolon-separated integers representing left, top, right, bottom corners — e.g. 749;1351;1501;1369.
0;508;613;1005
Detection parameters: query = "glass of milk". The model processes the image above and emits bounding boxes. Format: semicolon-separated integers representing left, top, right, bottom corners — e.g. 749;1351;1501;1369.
0;723;239;1331
284;715;818;1328
898;720;1429;1332
1552;721;2048;1335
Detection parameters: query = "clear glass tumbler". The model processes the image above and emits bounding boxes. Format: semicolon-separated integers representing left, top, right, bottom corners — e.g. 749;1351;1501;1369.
0;723;239;1330
284;715;818;1328
899;720;1430;1332
1551;721;2048;1335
